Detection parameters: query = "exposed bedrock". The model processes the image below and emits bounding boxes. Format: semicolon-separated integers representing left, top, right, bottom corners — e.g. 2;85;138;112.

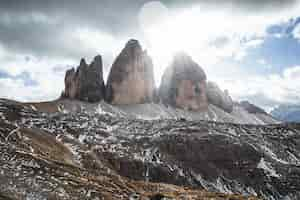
62;55;105;102
105;39;156;105
159;52;208;111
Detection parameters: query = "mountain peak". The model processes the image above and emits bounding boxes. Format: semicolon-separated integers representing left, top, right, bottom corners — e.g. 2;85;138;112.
126;39;140;46
79;58;87;67
62;55;105;102
105;40;155;104
159;53;208;111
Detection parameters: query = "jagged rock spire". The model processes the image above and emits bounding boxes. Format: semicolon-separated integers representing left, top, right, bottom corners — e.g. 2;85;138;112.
62;55;105;102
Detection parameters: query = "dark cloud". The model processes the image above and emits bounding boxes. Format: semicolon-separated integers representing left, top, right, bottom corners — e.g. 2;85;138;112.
0;0;297;61
162;0;297;11
0;0;147;36
0;17;64;57
0;0;149;64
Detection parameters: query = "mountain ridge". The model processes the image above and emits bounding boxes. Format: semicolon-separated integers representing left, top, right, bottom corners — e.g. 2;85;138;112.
59;39;277;124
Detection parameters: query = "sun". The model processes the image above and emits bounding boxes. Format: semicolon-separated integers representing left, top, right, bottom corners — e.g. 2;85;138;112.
139;2;212;85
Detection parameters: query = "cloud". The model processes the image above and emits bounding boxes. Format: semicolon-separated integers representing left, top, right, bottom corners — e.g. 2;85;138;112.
258;59;267;65
162;0;297;12
0;0;298;62
292;22;300;40
0;77;58;102
0;54;76;102
283;65;300;79
140;1;300;86
217;66;300;110
0;69;37;86
0;0;145;36
0;12;126;65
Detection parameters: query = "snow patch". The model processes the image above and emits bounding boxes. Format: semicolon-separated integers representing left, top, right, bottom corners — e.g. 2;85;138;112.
96;104;112;116
78;134;88;143
261;145;289;164
215;177;233;194
30;105;37;111
257;158;281;178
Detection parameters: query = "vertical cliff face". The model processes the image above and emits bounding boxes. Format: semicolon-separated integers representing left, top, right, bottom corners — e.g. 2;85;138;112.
62;55;105;102
105;39;156;105
159;53;208;111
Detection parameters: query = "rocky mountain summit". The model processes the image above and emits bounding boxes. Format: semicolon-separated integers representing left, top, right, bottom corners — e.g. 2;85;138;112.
62;55;105;102
159;53;208;111
60;39;276;124
106;39;156;105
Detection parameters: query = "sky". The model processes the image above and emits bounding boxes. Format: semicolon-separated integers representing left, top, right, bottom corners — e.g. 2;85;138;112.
0;0;300;111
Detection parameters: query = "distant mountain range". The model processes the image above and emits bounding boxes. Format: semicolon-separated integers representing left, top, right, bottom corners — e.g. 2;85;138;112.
271;105;300;122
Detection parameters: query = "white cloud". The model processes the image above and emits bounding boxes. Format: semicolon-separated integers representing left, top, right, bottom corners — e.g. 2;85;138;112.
0;53;77;102
293;22;300;40
283;65;300;79
216;66;300;110
0;78;58;102
258;59;267;65
139;2;300;86
273;33;284;38
257;59;272;69
68;27;124;59
245;39;264;48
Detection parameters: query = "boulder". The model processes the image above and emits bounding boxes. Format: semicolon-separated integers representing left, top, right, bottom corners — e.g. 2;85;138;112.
105;39;155;105
62;55;105;102
159;53;208;111
206;81;233;113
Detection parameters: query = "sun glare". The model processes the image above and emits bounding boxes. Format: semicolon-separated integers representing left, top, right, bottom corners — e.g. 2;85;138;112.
139;1;297;87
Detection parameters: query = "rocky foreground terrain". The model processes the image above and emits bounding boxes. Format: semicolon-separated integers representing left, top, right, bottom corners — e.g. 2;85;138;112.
0;98;299;200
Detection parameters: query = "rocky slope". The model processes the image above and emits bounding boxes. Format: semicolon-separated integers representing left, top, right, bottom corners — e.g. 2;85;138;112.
26;98;278;124
0;98;299;199
0;98;262;200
